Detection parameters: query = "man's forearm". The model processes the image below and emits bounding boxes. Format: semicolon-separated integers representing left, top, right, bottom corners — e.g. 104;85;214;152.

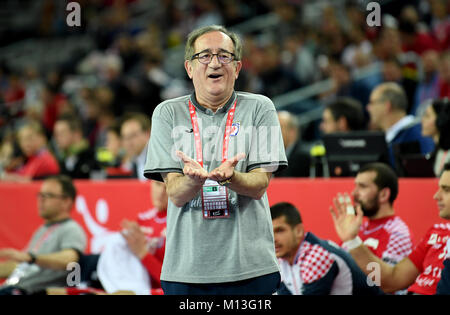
0;261;17;278
163;173;204;207
163;169;271;207
228;169;271;200
349;244;398;292
33;249;80;271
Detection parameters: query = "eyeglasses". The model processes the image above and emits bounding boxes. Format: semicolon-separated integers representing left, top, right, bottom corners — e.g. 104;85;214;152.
191;51;236;64
37;192;67;199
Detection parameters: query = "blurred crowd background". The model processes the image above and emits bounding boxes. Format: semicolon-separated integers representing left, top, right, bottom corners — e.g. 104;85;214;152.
0;0;448;181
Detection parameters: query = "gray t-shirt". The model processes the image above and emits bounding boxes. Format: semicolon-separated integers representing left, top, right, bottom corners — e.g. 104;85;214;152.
144;91;288;283
9;219;87;293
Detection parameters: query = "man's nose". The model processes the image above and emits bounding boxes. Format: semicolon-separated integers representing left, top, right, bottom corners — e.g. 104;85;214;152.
209;55;221;67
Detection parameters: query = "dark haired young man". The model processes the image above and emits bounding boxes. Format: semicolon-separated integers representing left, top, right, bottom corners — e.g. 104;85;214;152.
271;202;383;295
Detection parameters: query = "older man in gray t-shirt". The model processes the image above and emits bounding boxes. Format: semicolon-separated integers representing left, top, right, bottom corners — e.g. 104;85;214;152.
0;175;86;295
144;25;288;295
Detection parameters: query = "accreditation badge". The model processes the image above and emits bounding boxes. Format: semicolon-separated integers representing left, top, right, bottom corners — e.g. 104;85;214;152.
201;179;230;219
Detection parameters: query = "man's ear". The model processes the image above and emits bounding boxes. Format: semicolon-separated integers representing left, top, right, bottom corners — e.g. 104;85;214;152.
337;116;349;132
378;187;391;204
294;223;304;240
66;199;75;213
234;61;242;79
185;60;193;79
385;101;393;113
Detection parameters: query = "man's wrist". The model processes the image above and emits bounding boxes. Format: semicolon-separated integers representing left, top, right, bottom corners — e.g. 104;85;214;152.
218;171;235;186
342;236;363;251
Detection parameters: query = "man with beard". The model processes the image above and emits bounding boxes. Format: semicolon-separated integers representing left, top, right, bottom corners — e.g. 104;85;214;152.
332;162;413;266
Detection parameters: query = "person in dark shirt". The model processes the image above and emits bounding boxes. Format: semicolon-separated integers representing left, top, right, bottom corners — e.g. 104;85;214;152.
53;114;100;179
275;111;310;177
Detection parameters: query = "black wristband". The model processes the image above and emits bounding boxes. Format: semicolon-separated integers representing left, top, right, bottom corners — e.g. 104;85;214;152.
28;252;37;264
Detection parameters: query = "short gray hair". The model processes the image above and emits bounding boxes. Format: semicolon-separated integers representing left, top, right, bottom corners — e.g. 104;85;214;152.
184;25;243;61
377;82;408;112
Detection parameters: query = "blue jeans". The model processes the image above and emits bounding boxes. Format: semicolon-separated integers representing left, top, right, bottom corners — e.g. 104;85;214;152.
161;272;280;295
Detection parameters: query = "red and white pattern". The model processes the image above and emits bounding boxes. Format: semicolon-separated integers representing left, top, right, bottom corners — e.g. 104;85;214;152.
298;242;335;284
359;216;413;265
408;223;450;295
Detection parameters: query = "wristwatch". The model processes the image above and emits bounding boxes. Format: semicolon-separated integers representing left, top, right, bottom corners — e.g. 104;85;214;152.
218;172;234;187
28;252;37;264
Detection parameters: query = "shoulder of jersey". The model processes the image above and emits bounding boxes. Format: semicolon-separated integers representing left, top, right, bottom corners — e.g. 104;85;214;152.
433;223;450;231
384;216;411;234
298;242;335;284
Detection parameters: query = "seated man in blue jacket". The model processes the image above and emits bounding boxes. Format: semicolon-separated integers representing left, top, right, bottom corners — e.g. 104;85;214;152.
271;202;383;295
366;82;434;174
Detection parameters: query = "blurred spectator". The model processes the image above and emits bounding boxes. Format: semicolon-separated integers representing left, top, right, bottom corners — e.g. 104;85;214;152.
439;51;450;99
373;27;403;62
398;18;439;56
275;111;310;178
41;83;68;136
23;67;45;122
0;137;25;175
250;43;301;98
221;0;248;27
381;57;418;114
91;88;117;148
2;74;25;105
1;121;59;182
0;175;87;295
120;112;151;181
320;97;365;134
427;0;450;51
366;82;435;172
53;113;100;179
421;98;450;176
97;122;133;178
129;54;166;118
321;60;371;109
281;31;317;86
341;26;373;72
412;49;441;115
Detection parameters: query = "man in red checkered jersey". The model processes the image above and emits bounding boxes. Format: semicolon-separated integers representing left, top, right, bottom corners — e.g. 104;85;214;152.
334;163;413;267
330;163;450;294
271;202;383;295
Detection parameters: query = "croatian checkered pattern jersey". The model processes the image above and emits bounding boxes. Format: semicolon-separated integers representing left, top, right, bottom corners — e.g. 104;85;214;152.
408;223;450;295
359;216;413;265
277;232;383;295
299;242;335;284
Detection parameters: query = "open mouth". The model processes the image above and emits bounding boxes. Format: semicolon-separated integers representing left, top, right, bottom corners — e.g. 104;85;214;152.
208;74;223;79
